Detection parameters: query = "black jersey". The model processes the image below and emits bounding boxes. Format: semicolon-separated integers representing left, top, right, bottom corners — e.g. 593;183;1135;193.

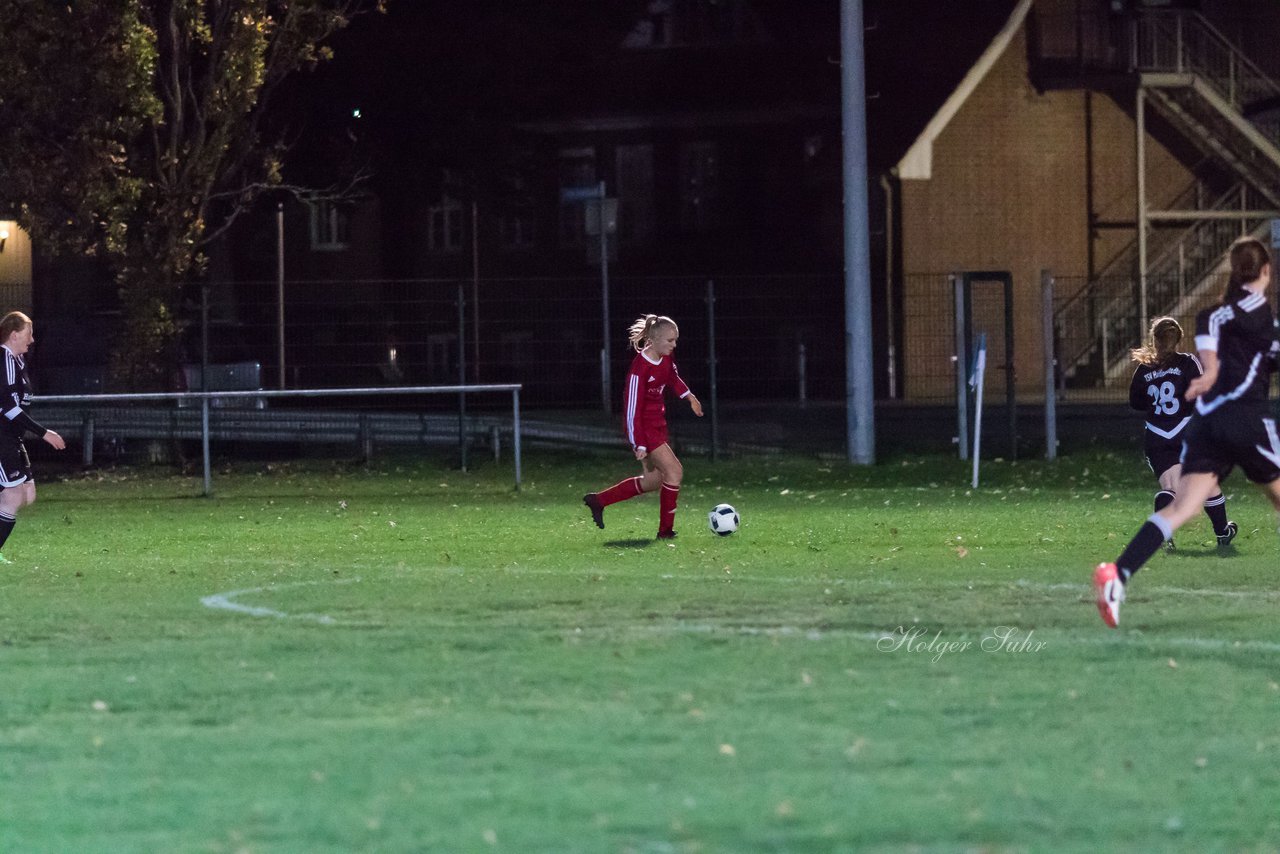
0;347;47;440
1193;286;1280;415
1128;352;1201;440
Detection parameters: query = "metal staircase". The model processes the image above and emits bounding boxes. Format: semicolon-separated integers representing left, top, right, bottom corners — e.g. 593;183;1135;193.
1056;10;1280;387
1134;12;1280;203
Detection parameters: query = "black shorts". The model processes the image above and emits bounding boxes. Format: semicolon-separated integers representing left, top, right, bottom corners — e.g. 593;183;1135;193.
0;438;31;488
1143;433;1183;479
1181;408;1280;485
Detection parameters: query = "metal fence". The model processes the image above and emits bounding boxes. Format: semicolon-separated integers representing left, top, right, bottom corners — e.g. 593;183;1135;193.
37;274;847;413
27;269;1265;461
37;384;525;495
1053;272;1246;399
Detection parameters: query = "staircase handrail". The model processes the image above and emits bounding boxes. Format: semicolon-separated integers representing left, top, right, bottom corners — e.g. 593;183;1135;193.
1185;12;1280;101
1134;12;1280;110
1054;182;1256;382
1091;177;1208;283
1101;218;1271;381
1146;184;1251;283
1057;180;1241;322
1094;186;1254;338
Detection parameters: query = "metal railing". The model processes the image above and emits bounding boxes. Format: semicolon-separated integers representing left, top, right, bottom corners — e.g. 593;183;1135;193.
1056;182;1259;382
1053;10;1280;387
1133;12;1280;112
36;384;524;494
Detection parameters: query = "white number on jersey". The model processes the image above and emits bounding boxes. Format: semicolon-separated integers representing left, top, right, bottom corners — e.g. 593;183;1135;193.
1147;381;1179;415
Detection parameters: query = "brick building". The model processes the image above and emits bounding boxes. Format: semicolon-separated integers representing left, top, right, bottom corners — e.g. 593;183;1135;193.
880;0;1280;400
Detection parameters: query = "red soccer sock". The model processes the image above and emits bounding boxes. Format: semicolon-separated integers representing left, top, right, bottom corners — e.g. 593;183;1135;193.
658;482;679;533
597;476;643;508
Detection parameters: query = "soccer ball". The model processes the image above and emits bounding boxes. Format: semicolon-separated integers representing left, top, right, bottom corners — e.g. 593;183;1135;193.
708;503;740;536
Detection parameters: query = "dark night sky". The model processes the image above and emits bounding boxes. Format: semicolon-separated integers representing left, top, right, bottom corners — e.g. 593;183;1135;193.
276;0;1019;190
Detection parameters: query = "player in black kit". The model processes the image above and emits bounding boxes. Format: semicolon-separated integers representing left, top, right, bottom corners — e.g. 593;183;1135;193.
1096;239;1280;627
1127;316;1236;549
0;312;66;564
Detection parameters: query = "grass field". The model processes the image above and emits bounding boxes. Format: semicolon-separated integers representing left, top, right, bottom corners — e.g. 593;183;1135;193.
2;447;1280;852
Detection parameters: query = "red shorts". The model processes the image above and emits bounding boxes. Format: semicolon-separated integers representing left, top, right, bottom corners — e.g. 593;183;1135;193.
632;420;669;452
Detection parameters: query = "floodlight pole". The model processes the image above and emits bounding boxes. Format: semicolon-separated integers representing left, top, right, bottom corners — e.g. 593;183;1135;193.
276;202;286;390
599;181;612;413
841;0;875;464
201;284;212;496
1136;87;1149;339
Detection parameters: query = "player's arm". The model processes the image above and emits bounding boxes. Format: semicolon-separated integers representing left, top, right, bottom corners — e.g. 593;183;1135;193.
1128;366;1148;412
623;367;647;459
3;392;62;448
1186;350;1218;400
670;361;703;417
1186;307;1223;400
0;355;57;445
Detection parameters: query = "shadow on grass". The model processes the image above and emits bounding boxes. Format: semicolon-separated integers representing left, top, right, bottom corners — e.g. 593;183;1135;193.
604;539;654;549
1165;545;1237;558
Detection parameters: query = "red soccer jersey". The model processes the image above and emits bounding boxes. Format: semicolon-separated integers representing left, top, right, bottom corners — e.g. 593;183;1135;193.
623;350;691;452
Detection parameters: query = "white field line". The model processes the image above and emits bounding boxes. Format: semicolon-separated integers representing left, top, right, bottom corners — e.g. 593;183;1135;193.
206;558;1280;600
200;577;362;624
198;570;1280;653
566;623;1280;654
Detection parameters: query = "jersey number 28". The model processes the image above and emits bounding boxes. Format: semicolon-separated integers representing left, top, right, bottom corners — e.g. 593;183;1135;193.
1147;381;1179;415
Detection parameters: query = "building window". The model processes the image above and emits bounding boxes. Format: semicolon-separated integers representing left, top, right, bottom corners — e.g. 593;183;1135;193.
428;199;465;253
623;0;763;49
679;141;720;232
558;148;597;247
500;210;536;250
616;144;655;245
804;134;825;163
309;200;351;251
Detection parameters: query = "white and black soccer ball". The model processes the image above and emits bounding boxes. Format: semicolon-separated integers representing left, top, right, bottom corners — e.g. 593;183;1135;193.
708;503;740;536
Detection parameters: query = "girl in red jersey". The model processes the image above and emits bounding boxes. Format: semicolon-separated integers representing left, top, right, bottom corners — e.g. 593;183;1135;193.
583;314;703;539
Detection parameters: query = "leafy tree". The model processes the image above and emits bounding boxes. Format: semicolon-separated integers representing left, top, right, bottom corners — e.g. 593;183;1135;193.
0;0;376;388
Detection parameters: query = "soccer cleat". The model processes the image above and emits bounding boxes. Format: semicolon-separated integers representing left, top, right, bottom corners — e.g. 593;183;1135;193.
583;493;605;529
1163;537;1176;552
1093;562;1124;629
656;530;677;540
1216;520;1238;548
0;553;10;565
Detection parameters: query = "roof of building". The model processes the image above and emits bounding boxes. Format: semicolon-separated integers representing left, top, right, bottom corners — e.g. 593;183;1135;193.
865;0;1023;175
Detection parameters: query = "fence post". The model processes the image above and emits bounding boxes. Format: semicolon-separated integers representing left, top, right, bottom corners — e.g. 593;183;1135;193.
512;387;522;491
706;279;720;462
797;341;807;408
358;413;373;463
1101;316;1110;382
458;279;468;472
201;284;212;497
81;411;95;467
953;273;969;461
1042;270;1058;462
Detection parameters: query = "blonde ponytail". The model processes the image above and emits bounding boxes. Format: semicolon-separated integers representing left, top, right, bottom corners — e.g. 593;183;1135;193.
627;314;678;352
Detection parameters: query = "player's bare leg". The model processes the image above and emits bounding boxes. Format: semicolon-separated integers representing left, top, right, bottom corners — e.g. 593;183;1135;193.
637;459;663;493
0;481;31;564
646;444;683;539
1166;463;1236;547
1262;478;1280;525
